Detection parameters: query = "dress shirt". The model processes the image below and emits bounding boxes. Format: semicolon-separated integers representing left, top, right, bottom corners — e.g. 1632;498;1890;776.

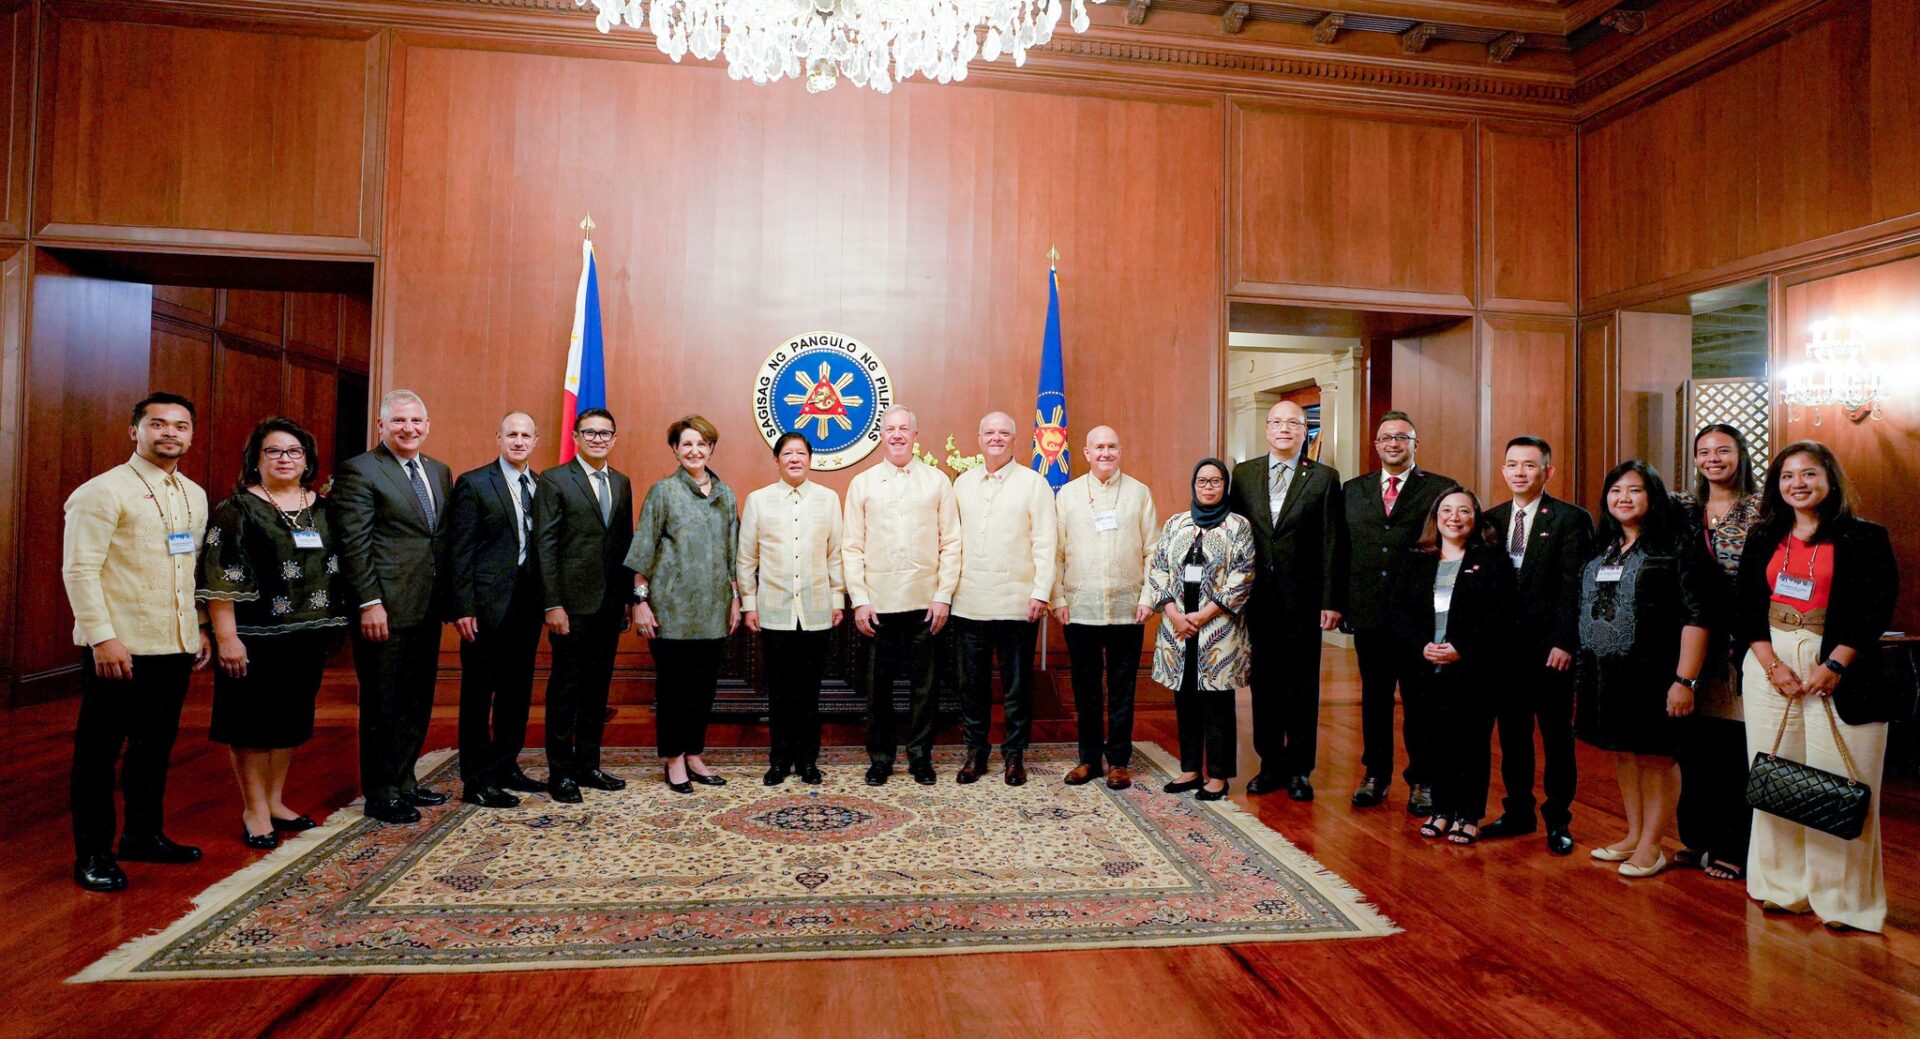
842;458;962;614
499;456;534;564
1051;471;1158;625
1505;495;1542;569
737;479;845;631
62;453;209;654
951;461;1058;621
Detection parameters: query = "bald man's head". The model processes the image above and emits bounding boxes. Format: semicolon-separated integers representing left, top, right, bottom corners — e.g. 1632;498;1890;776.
1266;400;1309;458
978;411;1017;470
1084;425;1121;480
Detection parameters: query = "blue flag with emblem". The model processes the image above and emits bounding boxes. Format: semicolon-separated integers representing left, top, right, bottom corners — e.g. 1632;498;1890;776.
1030;260;1070;490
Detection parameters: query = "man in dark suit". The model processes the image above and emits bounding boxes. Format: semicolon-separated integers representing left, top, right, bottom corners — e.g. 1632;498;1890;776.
333;389;455;825
1231;400;1345;802
448;411;548;809
1342;409;1458;813
534;407;634;804
1482;436;1593;855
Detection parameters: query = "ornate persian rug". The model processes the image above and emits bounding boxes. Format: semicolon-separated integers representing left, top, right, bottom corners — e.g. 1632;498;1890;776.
74;743;1395;980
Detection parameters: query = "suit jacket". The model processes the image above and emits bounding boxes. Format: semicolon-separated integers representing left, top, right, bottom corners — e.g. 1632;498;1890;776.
1229;454;1346;624
448;461;540;630
1485;494;1594;655
535;460;635;617
1734;516;1900;724
331;443;454;629
1387;540;1516;675
1341;467;1459;631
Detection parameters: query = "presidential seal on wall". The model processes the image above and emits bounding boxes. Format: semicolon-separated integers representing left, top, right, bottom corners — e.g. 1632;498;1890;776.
753;331;894;471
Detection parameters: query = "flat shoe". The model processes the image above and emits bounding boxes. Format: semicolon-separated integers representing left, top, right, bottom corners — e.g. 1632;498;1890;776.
270;814;318;833
1589;846;1632;862
1618;853;1669;878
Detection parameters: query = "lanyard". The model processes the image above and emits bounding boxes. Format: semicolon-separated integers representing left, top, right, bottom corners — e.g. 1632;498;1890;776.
127;463;190;535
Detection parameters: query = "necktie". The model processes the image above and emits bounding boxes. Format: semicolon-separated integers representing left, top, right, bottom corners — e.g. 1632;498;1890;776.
519;473;535;560
1510;507;1527;558
1383;474;1401;516
407;459;436;529
1270;462;1289;522
592;470;610;526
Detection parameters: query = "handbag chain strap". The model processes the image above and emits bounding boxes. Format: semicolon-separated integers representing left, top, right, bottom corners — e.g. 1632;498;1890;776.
1767;692;1861;786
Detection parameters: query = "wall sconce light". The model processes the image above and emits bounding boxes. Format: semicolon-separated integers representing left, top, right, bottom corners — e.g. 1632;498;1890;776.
1780;317;1887;424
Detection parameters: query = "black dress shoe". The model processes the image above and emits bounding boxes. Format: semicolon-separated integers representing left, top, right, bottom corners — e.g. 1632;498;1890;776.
1405;784;1434;815
1350;776;1389;807
763;764;791;786
401;786;450;807
1195;781;1230;801
117;833;202;864
1480;814;1539;840
242;827;279;850
1163;776;1204;794
365;797;422;824
270;814;318;833
549;776;584;803
799;764;824;785
955;751;990;785
1288;776;1315;802
579;768;628;792
864;763;891;786
462;786;521;809
660;767;692;795
684;768;725;787
1244;772;1285;795
74;854;128;892
1003;751;1027;787
1546;828;1575;856
499;770;548;794
909;760;937;785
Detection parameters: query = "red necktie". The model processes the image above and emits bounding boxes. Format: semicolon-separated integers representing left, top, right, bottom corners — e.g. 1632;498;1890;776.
1384;475;1401;516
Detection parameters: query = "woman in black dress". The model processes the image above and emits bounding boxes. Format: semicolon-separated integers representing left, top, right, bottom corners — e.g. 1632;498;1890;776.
1576;460;1716;878
199;418;348;849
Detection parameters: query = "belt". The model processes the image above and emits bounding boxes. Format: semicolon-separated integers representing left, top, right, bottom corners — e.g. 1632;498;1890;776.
1768;602;1827;634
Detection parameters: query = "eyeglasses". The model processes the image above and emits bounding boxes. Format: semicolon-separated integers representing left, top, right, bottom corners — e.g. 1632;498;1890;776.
262;447;306;461
577;429;616;442
1374;434;1416;445
1194;478;1226;489
1266;419;1308;431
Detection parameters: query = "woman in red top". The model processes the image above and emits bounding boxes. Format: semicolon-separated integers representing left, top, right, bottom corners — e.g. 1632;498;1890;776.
1734;441;1898;932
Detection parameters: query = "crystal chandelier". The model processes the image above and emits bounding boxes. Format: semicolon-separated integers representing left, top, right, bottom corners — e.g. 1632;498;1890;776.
577;0;1105;93
1780;317;1887;425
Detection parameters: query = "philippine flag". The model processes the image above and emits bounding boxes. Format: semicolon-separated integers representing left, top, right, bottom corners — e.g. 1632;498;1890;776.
559;239;607;464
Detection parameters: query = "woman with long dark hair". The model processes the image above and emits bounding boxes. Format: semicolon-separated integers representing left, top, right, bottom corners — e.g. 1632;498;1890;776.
1736;441;1898;932
1575;461;1715;877
198;418;347;849
1390;488;1514;845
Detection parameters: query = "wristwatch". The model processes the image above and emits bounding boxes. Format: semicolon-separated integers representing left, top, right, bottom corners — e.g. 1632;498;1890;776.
1672;675;1698;690
632;584;650;604
1822;658;1847;676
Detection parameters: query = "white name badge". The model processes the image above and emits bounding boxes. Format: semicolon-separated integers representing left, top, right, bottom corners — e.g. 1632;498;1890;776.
166;532;196;555
1183;564;1205;583
1596;565;1624;584
1774;573;1816;600
1092;511;1120;533
292;530;324;550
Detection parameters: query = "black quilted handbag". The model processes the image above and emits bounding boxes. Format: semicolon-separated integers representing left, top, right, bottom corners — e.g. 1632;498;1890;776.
1746;695;1871;841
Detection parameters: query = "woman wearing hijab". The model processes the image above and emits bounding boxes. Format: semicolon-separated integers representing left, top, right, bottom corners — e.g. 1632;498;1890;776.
1143;459;1256;800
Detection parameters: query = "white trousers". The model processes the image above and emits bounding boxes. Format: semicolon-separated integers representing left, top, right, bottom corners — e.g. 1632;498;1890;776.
1741;626;1887;932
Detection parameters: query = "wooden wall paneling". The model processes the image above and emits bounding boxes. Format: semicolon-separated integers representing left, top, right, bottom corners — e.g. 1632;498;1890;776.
286;292;340;362
1613;310;1691;482
1388;318;1477;493
216;288;284;348
16;252;153;697
1230;100;1476;309
148;316;213;492
0;2;33;239
283;356;338;486
339;292;371;372
0;246;22;692
1576;312;1618;514
152;284;215;327
34;6;384;254
1479;122;1577;315
209;335;283;500
1480;313;1577;500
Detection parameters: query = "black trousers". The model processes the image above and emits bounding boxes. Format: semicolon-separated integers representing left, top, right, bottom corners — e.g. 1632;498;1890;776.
546;610;624;777
1677;715;1752;868
70;650;193;856
1176;683;1238;780
863;611;938;767
652;636;724;758
1418;663;1496;822
957;617;1038;754
353;623;442;801
1355;627;1431;786
763;627;829;768
1064;623;1144;768
456;571;543;786
1249;608;1325;779
1496;648;1579;828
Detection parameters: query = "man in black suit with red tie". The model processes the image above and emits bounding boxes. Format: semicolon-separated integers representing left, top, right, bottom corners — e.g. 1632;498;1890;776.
333;389;456;825
1231;401;1346;801
448;411;549;809
1482;436;1593;855
1341;410;1457;814
534;408;635;804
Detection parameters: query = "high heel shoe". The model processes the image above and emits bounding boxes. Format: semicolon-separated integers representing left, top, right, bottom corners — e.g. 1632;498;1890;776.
686;767;727;787
270;814;318;833
242;826;279;850
1195;782;1230;801
663;765;693;794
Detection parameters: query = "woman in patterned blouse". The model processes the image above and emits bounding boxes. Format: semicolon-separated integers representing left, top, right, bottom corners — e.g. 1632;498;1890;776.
199;418;348;849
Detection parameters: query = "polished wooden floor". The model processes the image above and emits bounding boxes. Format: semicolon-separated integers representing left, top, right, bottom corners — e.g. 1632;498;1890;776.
4;651;1917;1038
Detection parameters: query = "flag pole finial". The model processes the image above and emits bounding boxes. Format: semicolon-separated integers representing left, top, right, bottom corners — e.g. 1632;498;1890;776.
580;214;596;242
1047;245;1058;270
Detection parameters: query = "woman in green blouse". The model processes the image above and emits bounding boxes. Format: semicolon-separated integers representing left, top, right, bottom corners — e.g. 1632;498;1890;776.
199;418;348;849
626;415;741;792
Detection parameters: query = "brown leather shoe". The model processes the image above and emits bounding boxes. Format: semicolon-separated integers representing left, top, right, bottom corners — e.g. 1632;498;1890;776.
1003;751;1028;787
1064;763;1101;786
1106;766;1132;790
955;749;990;785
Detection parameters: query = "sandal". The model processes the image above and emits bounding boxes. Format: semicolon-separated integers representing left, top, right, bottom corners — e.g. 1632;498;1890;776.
1700;853;1744;882
1419;815;1452;839
1447;821;1480;846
